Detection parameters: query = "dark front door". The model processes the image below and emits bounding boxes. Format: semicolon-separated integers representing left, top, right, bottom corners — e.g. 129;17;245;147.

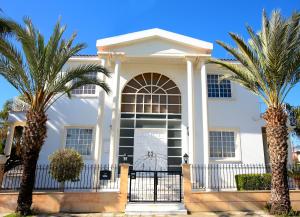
128;170;182;202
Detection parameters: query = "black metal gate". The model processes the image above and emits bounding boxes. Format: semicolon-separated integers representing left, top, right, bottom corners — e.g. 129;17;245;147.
128;170;182;202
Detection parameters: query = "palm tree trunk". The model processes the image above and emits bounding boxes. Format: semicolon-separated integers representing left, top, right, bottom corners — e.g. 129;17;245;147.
16;109;47;215
264;107;291;215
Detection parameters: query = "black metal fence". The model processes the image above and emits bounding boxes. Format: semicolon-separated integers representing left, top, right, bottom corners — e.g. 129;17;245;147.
192;164;298;191
1;164;119;191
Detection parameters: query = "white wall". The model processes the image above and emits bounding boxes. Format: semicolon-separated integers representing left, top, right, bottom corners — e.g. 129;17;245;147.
206;64;265;164
7;60;266;165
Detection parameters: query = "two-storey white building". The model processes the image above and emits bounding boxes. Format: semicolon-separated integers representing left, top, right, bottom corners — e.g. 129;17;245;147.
5;28;268;170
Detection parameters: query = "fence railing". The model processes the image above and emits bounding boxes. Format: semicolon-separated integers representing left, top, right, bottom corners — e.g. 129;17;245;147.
2;164;119;191
192;164;298;191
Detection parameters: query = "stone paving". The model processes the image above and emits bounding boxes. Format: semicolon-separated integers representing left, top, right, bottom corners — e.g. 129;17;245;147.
1;211;275;217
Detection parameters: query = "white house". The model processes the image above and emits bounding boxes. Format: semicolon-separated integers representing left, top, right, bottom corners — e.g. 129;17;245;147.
5;28;268;170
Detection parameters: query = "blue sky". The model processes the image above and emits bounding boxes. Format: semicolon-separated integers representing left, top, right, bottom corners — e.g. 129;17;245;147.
0;0;299;108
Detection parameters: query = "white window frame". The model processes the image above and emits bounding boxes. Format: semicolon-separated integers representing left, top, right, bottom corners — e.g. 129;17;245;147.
61;126;96;160
209;128;241;162
71;72;99;98
207;73;235;100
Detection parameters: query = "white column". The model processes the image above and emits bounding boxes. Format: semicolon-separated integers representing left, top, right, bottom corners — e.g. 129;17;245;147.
200;62;209;189
109;58;121;166
186;57;195;164
94;58;106;163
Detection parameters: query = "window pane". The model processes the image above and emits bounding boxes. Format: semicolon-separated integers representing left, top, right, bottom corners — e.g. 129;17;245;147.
168;139;181;147
220;79;232;98
143;73;152;85
65;128;93;156
160;105;167;113
119;138;134;147
71;72;97;95
167;87;180;94
127;79;142;89
207;74;231;98
157;75;169;86
136;120;166;128
168;105;181;113
136;104;143;113
121;114;135;118
168;96;180;104
168;121;181;129
120;120;134;128
152;95;159;103
144;105;151;113
209;131;235;158
119;147;133;155
144;95;151;103
137;95;143;103
152;105;159;113
168;130;181;138
168;157;182;165
122;95;135;103
168;148;181;156
121;104;135;112
120;129;134;137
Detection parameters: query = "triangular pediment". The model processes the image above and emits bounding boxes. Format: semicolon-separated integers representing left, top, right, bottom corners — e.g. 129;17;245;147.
96;28;213;57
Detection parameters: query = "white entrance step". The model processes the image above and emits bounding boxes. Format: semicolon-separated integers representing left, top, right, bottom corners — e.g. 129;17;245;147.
125;202;187;215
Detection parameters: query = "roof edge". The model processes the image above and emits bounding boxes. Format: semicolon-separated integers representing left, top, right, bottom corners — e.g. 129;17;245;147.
96;28;213;50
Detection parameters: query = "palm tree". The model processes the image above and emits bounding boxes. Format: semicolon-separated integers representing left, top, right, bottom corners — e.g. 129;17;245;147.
209;10;300;215
0;17;110;215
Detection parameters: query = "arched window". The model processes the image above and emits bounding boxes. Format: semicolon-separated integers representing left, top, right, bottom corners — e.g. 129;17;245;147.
121;73;181;114
119;73;182;171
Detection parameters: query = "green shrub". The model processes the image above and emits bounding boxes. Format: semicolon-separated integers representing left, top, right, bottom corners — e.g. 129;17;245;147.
235;173;271;191
49;148;84;183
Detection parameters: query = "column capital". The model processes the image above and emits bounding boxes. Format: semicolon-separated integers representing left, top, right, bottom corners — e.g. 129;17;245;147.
184;55;197;62
97;51;126;63
112;54;126;63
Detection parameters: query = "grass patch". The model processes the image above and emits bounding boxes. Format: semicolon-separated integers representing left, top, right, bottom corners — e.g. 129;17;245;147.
275;210;300;217
4;213;33;217
264;203;300;217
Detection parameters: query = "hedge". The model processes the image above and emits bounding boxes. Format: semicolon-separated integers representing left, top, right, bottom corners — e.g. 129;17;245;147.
235;173;271;191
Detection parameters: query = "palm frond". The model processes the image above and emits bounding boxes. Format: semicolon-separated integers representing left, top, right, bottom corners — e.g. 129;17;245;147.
0;16;111;112
208;10;300;108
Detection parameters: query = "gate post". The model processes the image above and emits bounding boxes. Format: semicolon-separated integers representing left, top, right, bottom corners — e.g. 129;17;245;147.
182;163;192;202
120;163;129;201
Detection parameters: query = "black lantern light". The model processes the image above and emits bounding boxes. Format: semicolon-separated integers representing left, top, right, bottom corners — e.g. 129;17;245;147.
183;153;189;164
123;153;128;163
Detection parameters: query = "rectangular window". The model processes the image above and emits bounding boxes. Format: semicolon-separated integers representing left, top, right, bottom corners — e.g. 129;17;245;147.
209;131;235;158
71;72;97;95
207;74;232;98
65;128;93;155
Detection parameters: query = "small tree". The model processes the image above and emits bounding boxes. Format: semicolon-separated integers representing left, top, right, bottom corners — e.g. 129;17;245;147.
49;148;84;186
